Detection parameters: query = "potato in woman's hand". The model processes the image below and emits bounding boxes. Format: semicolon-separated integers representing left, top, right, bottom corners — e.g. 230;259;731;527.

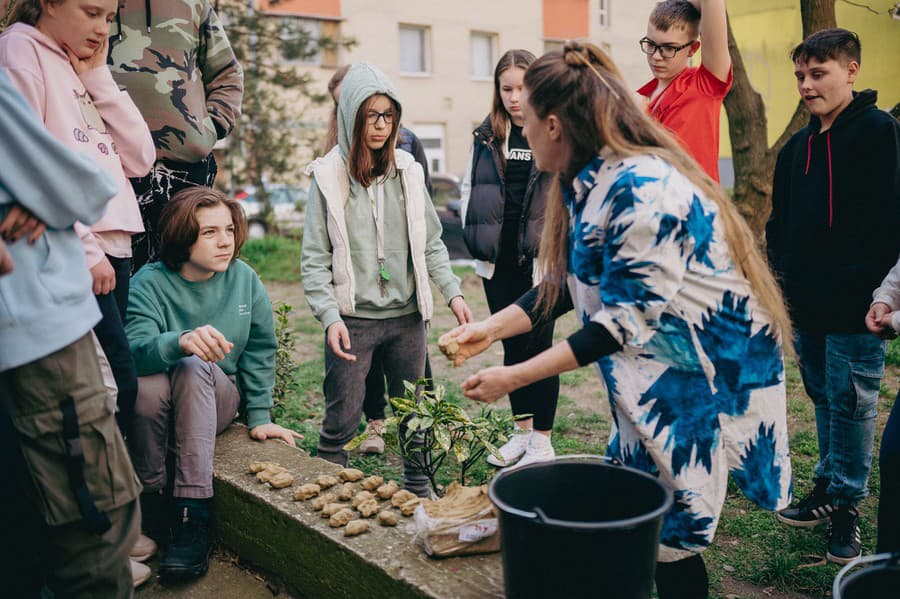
437;333;464;366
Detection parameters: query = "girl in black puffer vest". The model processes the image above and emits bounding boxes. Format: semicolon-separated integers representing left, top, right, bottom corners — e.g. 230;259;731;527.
460;49;558;468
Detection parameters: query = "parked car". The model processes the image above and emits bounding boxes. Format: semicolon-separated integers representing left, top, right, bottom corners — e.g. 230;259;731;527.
236;185;308;238
431;172;472;263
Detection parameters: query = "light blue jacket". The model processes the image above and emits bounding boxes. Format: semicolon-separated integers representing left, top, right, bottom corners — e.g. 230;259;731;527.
0;68;116;371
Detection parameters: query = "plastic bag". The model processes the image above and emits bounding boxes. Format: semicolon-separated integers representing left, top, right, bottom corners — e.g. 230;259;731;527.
413;482;501;557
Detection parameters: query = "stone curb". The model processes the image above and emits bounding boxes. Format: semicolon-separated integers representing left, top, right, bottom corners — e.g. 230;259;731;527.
213;425;505;598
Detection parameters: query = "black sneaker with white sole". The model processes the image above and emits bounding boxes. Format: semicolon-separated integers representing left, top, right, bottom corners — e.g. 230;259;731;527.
776;479;835;527
827;505;862;565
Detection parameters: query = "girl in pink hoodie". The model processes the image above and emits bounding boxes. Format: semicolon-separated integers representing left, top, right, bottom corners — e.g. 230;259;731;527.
0;0;156;582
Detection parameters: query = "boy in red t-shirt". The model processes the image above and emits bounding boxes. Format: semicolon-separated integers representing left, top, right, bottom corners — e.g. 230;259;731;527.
636;0;732;182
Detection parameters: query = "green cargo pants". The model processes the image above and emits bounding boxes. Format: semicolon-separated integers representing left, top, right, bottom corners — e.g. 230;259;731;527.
1;332;142;598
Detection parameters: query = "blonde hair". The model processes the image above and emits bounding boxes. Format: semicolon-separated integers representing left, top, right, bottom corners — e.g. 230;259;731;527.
527;41;792;348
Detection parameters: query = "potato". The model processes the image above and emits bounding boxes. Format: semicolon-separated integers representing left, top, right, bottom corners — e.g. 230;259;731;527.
329;508;354;527
351;491;375;508
321;502;346;518
357;498;380;518
360;475;383;491
400;497;422;516
315;474;339;489
249;461;279;473
337;482;355;501
377;510;398;526
376;480;399;499
338;468;365;482
256;465;287;483
311;492;337;511
344;519;370;537
293;483;321;501
268;472;294;489
391;489;417;508
438;334;465;367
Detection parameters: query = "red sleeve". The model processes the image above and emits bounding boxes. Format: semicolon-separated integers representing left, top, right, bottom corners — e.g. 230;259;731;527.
695;63;732;98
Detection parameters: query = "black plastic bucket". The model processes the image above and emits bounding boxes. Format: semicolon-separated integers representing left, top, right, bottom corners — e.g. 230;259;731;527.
833;553;900;599
488;455;673;599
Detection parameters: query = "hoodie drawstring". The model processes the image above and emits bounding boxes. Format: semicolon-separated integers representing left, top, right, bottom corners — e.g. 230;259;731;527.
145;0;152;32
115;9;122;41
826;131;833;228
804;132;835;228
804;134;812;175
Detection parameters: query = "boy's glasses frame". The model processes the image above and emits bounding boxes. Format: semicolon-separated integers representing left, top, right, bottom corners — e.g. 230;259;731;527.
366;110;394;125
639;37;694;59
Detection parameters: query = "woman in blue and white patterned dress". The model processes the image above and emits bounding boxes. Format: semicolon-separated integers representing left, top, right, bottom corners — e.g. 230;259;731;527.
442;42;793;598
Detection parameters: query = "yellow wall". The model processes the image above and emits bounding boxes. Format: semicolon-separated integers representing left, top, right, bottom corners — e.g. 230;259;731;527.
722;0;899;157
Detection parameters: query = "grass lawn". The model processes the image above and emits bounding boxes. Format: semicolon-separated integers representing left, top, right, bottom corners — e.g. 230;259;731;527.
243;236;898;599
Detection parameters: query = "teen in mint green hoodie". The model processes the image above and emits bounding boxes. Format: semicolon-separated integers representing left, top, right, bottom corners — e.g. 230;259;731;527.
301;62;471;494
126;187;300;579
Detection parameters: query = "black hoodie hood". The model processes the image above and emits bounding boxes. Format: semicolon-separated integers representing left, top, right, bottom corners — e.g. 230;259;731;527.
807;89;878;135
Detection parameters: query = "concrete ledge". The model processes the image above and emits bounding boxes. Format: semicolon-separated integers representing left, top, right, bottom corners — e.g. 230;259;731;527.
212;425;505;598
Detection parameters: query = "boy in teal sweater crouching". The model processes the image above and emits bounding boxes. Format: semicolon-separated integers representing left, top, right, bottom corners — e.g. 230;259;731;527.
126;187;300;580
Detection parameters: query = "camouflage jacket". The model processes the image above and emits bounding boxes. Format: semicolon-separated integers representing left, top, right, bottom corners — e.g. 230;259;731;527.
108;0;243;164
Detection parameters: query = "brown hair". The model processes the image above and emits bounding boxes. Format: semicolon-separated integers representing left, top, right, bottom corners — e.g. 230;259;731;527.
526;41;792;348
649;0;701;38
321;65;350;154
8;0;63;27
348;94;401;187
159;187;247;271
489;49;536;150
791;28;861;66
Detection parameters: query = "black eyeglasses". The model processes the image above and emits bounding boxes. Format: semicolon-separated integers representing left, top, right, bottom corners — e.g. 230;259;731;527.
639;37;694;59
366;110;394;125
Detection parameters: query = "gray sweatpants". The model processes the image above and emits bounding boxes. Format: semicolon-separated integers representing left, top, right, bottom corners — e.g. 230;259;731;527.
132;356;240;499
318;313;429;494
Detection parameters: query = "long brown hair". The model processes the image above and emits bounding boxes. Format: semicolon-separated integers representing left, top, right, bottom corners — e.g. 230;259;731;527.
489;49;536;149
8;0;62;27
528;41;792;347
348;94;401;187
321;65;350;154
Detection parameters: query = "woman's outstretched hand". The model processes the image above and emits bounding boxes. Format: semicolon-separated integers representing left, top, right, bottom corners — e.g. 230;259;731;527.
437;321;494;367
461;366;522;403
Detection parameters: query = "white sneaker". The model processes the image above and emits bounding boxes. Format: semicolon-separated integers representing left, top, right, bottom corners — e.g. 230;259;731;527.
487;428;532;467
131;559;152;588
511;433;556;469
358;420;385;454
130;533;158;562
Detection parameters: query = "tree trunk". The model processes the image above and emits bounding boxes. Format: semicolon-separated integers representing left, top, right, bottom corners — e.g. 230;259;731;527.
724;0;837;237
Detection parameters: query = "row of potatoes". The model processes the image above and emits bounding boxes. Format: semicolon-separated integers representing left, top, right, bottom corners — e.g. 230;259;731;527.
249;462;424;537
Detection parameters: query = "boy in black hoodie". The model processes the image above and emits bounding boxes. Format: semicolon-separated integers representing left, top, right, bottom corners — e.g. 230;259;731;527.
766;28;900;565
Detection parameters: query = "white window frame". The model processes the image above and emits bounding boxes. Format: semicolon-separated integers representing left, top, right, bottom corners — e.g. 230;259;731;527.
398;24;431;76
599;0;610;29
412;123;445;174
469;31;496;81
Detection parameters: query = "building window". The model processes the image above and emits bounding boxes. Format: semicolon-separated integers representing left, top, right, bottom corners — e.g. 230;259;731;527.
598;0;610;29
412;124;445;173
470;31;496;79
543;39;564;54
399;25;430;75
279;17;323;66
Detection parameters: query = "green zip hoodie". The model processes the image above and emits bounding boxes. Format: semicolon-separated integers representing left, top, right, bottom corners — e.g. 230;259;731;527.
301;63;461;331
126;260;276;429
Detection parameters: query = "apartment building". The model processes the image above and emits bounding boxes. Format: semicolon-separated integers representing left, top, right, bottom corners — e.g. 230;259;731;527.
258;0;656;176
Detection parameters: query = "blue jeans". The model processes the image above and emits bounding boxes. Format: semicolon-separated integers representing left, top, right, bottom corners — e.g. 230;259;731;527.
795;330;885;505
